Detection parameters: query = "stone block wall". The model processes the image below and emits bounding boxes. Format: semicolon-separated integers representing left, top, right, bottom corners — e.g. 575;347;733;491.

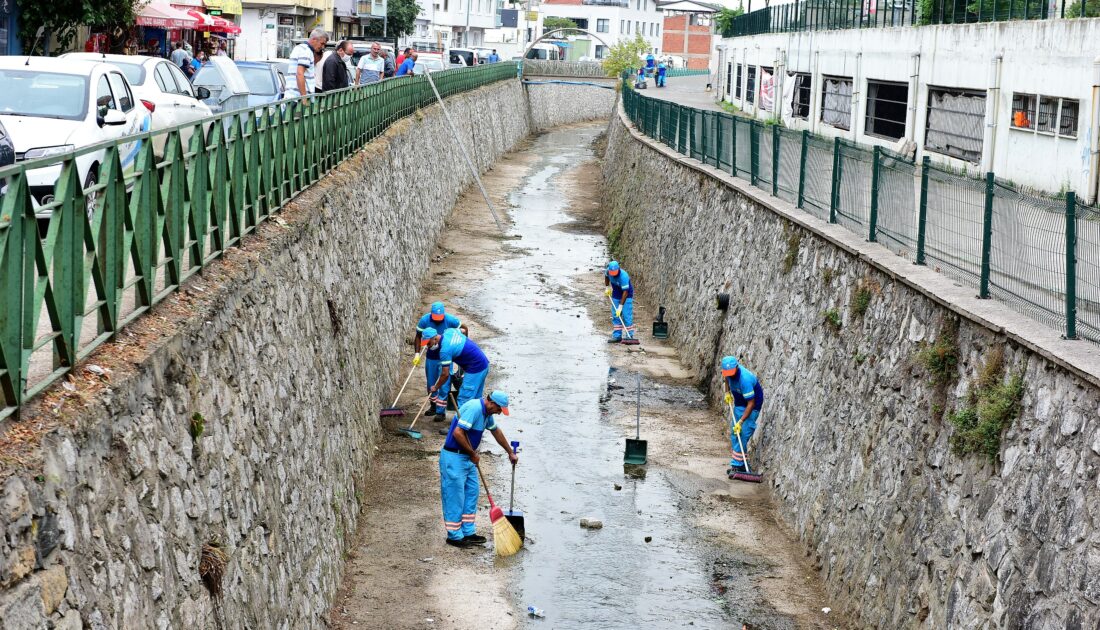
524;83;618;131
601;108;1100;628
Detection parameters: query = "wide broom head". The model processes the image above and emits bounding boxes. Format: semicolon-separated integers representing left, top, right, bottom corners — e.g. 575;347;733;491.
379;408;405;418
731;472;763;483
490;512;523;557
621;339;641;346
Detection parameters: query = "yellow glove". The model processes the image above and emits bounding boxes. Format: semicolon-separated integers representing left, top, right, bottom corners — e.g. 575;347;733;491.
412;353;422;367
724;392;733;406
615;306;623;318
732;422;742;436
604;288;612;297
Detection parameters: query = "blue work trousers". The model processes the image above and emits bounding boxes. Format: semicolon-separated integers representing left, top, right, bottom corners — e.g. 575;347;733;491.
611;297;636;340
439;449;479;540
457;367;488;408
730;409;760;468
426;358;450;414
656;74;666;87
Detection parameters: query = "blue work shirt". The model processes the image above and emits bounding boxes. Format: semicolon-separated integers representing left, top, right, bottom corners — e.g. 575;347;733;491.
646;55;655;68
444;398;498;451
417;313;462;359
488;53;500;63
397;58;416;76
726;367;764;411
657;63;667;77
439;328;490;373
606;268;634;300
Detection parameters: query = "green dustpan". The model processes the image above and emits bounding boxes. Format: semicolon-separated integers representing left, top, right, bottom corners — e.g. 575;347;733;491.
623;375;647;465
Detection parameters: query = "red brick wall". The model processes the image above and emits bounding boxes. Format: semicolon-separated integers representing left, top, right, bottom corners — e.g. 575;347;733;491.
663;32;685;52
662;13;712;69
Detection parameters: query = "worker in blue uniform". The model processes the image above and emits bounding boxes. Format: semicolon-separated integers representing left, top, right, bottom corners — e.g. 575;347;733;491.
722;356;764;474
422;325;491;410
656;60;667;87
440;391;518;547
604;261;635;342
414;302;462;421
645;52;656;76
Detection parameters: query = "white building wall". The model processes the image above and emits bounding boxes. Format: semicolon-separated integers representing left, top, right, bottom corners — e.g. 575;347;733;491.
540;1;664;54
718;19;1100;199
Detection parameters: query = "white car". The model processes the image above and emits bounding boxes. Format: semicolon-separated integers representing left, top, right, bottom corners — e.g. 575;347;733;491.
61;53;213;152
0;57;151;219
413;58;446;75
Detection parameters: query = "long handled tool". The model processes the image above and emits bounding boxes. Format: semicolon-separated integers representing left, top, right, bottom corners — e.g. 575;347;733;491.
728;401;762;483
505;440;525;541
475;461;523;556
381;347;427;418
396;396;432;440
607;294;641;346
624;374;648;465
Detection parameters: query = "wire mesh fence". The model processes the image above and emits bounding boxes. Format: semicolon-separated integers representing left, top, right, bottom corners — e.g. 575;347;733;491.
621;84;1098;346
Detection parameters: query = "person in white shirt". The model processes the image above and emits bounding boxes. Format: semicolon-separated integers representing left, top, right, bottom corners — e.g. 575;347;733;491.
355;42;386;85
286;28;327;99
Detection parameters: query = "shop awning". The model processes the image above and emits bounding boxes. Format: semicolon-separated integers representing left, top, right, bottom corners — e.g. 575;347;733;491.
187;10;241;33
137;2;200;28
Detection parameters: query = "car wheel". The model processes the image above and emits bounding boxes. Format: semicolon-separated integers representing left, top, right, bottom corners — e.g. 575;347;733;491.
83;167;99;222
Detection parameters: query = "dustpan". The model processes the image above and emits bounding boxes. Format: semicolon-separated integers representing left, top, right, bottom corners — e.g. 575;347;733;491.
623;375;647;465
652;306;669;339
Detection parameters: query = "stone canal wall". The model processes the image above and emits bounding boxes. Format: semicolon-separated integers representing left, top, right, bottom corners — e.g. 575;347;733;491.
0;80;616;629
602;104;1100;628
524;82;619;131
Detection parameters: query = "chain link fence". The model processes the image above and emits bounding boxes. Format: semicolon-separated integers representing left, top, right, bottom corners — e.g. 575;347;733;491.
621;84;1098;345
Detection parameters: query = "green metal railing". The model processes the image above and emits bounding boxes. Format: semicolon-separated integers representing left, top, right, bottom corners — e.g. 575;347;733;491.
622;83;1099;347
0;62;518;420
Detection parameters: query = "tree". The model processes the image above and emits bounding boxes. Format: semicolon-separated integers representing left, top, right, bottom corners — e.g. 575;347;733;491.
363;0;422;38
1065;0;1100;16
543;16;579;35
18;0;140;55
601;33;651;79
714;6;744;35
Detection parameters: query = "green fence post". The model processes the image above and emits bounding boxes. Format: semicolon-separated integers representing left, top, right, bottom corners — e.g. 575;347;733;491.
916;156;930;264
829;136;841;223
750;122;759;185
731;117;738;176
716;113;724;169
979;171;994;298
868;145;881;241
797;130;808;208
701;111;709;163
1065;191;1078;339
771;124;779;197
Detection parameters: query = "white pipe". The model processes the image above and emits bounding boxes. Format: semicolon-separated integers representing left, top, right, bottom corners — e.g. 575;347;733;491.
981;52;1003;174
1088;56;1100;204
851;52;861;140
811;49;820;135
906;53;920;143
774;47;782;120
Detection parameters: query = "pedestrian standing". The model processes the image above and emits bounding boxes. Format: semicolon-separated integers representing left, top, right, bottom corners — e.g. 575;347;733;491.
170;41;191;69
604;261;636;342
656;60;667;87
421;325;490;409
414;302;463;421
191;50;205;74
721;356;764;476
396;47;412;69
488;49;500;63
355;42;385;85
396;50;418;77
286;28;327;100
320;40;353;92
439;391;518;548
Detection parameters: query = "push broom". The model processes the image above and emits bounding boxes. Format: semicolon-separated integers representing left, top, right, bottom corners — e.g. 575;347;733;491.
475;461;523;557
396;396;433;440
381;347;427;418
606;295;640;345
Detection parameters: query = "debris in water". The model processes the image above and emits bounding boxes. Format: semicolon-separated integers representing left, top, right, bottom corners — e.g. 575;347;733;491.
822;607;832;614
644;536;653;543
614;483;622;490
527;606;546;618
579;518;603;529
419;557;433;562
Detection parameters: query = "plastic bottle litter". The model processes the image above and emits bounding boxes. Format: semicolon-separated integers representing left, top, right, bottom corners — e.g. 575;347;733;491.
527;606;545;618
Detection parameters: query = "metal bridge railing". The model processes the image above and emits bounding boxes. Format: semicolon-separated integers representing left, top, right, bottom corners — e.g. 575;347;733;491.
621;83;1099;347
0;62;519;420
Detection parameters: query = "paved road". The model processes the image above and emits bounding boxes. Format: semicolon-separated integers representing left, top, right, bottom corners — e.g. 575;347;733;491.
639;73;722;112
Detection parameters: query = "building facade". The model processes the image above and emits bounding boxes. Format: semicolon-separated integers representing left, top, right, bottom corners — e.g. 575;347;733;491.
658;0;716;69
538;0;664;59
411;0;501;49
239;0;334;60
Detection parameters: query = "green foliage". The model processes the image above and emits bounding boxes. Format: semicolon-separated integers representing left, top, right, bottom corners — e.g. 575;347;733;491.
718;101;741;115
822;308;842;332
850;279;876;319
602;34;651;79
852;351;868;365
19;0;140;55
916;322;959;386
190;412;205;441
821;267;836;285
364;0;422;37
543;16;580;34
1066;0;1100;16
714;6;745;33
781;230;801;274
947;348;1024;463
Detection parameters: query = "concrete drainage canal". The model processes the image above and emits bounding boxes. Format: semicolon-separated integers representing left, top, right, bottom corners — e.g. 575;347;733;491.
332;122;842;629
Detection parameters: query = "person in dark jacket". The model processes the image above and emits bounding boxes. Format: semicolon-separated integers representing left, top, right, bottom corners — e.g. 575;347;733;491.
320;40;353;92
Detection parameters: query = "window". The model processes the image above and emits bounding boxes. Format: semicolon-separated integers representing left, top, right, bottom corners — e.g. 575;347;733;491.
620;19;625;32
1011;93;1079;139
865;80;908;140
746;66;756;104
726;62;732;95
791;72;811;119
154;63;176;93
595;44;608;58
167;64;195;97
820;76;853;130
656;24;659;36
96;76;115;111
636;20;641;34
760;66;774;111
597;18;609;32
108;73;133;112
925;87;985;163
736;64;743;100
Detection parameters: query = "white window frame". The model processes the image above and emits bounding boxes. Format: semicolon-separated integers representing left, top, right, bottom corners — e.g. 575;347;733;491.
1010;92;1079;139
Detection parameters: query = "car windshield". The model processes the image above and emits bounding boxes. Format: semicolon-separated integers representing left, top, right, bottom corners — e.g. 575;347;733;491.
0;70;88;120
110;62;145;86
238;66;276;95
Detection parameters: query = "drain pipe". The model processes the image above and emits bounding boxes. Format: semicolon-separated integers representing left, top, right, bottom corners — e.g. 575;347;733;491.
1088;56;1100;204
850;52;862;140
981;51;1004;174
905;53;920;143
811;49;820;135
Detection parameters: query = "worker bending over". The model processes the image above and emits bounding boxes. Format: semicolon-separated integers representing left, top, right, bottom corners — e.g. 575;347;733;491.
722;356;764;475
440;391;518;547
604;261;636;342
414;302;462;421
422;325;491;409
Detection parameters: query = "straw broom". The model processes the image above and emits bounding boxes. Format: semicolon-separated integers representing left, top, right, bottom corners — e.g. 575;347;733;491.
474;461;523;557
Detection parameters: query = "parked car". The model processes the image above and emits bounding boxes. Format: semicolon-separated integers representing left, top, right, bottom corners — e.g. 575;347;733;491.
61;53;212;153
0;57;150;218
192;56;251;114
472;48;495;64
235;60;285;106
449;48;480;67
0;120;14;168
413;58;446;75
444;51;468;69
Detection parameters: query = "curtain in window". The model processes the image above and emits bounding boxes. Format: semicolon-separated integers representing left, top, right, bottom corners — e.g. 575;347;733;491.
822;78;852;128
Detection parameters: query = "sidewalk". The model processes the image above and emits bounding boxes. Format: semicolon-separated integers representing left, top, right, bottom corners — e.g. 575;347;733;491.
640;73;722;112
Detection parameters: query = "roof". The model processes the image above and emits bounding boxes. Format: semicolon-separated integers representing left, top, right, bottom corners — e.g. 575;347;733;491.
62;53;159;66
656;0;722;11
0;56;108;74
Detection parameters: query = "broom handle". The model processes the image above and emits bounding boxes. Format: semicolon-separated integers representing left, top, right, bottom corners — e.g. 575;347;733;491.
405;396;433;431
390;347;426;408
608;295;634;340
729;401;753;474
635;374;641;440
474;461;496;508
509;463;516;512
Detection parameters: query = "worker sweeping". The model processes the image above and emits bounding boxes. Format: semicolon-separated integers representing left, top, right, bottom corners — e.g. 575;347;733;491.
721;356;764;476
423;325;491;410
440;391;518;548
604;261;636;343
414;302;463;421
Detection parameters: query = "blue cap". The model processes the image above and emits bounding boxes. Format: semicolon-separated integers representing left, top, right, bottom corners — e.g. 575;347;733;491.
430;301;446;321
721;356;739;376
489;390;510;415
420;327;438;345
607;261;620;275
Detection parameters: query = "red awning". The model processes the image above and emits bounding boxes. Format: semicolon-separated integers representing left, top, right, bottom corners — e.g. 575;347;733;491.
186;10;241;33
137;2;200;28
